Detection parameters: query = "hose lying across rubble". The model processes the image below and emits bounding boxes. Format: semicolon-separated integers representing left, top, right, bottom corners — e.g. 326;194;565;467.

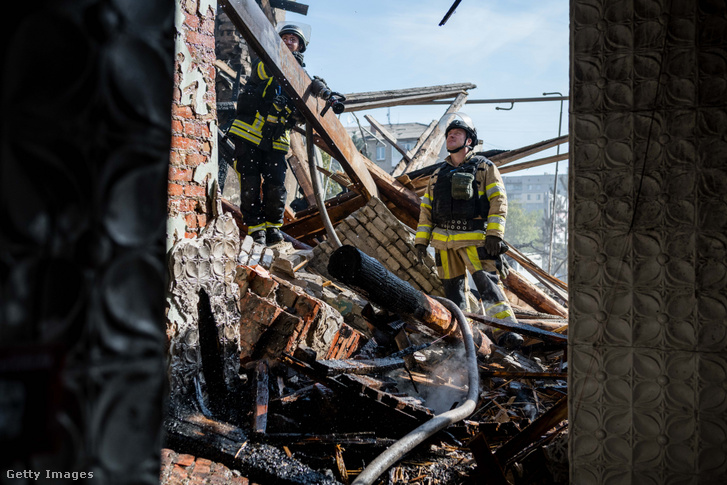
305;123;342;249
351;296;480;485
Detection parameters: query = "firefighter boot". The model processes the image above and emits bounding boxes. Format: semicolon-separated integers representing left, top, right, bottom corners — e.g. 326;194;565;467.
250;230;266;245
471;269;523;350
266;226;284;246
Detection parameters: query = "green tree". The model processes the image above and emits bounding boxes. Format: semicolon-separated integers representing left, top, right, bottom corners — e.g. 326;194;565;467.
504;201;544;254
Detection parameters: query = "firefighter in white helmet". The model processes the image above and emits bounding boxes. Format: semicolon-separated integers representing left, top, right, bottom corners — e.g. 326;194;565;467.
414;115;520;346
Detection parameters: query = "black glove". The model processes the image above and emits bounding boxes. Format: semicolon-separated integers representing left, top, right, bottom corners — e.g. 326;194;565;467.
415;244;428;264
484;235;504;257
272;94;287;112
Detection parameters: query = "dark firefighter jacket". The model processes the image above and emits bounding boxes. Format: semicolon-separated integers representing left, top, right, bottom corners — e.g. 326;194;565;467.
415;150;508;251
228;58;300;152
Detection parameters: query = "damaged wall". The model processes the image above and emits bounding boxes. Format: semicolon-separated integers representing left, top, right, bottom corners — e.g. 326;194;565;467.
168;0;219;248
569;1;727;484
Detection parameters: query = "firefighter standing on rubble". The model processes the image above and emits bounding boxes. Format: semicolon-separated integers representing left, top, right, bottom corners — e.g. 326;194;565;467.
414;116;520;341
227;22;315;246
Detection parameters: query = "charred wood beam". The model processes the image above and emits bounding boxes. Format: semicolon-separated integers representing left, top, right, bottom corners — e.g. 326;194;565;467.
328;245;455;337
252;360;270;435
312;357;406;376
281;353;432;433
503;270;568;318
468;433;510;485
494;396;568;466
328;246;494;355
463;311;567;344
163;413;340;485
221;0;378;199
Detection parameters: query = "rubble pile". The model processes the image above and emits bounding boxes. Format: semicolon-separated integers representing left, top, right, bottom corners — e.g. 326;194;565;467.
162;195;569;485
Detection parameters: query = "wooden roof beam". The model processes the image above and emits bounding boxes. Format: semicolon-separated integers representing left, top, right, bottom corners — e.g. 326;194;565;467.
363;115;413;166
403;92;468;173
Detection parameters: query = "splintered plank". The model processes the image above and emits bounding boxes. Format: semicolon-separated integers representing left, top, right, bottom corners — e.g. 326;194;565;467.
311;357;406;376
463;311;567;344
494;396;568;465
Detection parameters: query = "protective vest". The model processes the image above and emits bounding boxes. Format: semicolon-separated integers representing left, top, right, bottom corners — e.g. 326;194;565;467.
228;59;298;152
431;156;490;229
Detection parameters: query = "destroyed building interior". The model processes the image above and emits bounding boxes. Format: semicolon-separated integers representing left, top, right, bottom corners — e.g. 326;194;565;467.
1;1;726;485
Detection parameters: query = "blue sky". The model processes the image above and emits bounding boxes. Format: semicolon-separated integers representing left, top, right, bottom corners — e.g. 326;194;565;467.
285;0;570;175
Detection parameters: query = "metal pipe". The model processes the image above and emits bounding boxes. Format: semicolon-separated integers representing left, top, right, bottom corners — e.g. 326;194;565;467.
351;296;479;485
306;122;342;249
543;92;564;274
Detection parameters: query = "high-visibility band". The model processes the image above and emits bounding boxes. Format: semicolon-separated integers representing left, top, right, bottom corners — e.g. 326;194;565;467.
266;222;282;228
421;202;432;210
257;62;269;80
248;222;266;233
231;118;264;137
487;222;505;233
261;76;274;98
466;246;482;272
229;126;261;145
431;231;487;243
415;231;431;240
486;182;504;201
440;250;450;279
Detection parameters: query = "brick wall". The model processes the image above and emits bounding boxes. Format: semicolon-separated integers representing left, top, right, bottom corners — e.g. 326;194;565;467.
168;0;219;248
310;197;445;297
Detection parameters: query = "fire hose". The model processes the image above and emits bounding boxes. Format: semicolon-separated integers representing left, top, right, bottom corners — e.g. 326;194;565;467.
351;296;480;485
306;122;342;249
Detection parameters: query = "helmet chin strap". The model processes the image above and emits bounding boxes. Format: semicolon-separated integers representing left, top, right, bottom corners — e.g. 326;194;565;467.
447;140;471;154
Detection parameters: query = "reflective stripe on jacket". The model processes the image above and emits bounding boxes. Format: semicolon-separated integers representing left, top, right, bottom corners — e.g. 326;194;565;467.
415;151;508;251
228;59;292;152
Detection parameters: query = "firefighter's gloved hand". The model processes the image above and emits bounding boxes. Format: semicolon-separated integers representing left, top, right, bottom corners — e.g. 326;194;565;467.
272;94;287;112
485;235;504;257
415;244;428;264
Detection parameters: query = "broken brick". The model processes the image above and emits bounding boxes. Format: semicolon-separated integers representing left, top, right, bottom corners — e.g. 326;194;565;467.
324;323;365;360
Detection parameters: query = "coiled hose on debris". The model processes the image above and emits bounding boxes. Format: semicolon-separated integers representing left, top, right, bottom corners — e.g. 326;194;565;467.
351;296;480;485
306;123;342;249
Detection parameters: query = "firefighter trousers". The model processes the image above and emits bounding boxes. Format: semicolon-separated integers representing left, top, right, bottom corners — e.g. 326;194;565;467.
435;245;517;323
233;140;287;233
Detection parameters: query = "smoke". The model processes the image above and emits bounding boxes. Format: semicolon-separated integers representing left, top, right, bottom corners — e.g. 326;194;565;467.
392;340;470;415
